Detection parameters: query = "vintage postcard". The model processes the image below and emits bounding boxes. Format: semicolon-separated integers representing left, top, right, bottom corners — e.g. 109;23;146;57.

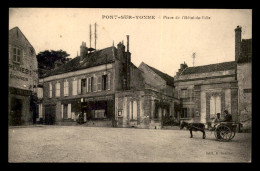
8;8;252;162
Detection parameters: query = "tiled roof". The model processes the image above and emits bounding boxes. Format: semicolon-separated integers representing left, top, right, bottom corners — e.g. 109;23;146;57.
238;39;252;63
180;61;236;75
145;63;174;86
41;47;116;78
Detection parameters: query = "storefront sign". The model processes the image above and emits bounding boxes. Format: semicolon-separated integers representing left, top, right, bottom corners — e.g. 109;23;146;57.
9;63;35;75
9;87;32;96
10;73;29;81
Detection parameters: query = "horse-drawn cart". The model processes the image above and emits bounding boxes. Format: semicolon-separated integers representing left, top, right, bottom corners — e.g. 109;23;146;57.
213;122;238;141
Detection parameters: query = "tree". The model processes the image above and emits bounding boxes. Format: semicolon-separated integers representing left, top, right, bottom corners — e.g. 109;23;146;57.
37;50;71;70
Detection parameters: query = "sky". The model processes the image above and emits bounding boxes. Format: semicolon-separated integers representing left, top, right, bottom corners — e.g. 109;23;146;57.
9;8;252;77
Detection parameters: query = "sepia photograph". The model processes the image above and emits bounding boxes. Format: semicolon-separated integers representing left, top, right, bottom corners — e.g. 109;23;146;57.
8;8;252;163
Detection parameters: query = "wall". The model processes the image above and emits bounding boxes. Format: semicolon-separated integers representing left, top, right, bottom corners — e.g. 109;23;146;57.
9;27;38;91
175;69;238;125
237;62;252;131
42;66;115;123
9;27;38;125
138;63;167;91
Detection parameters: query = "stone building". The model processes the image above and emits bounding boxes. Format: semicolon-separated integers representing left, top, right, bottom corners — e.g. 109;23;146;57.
174;26;252;130
39;35;177;128
174;61;238;127
39;36;145;126
8;27;38;125
115;62;177;129
236;26;252;131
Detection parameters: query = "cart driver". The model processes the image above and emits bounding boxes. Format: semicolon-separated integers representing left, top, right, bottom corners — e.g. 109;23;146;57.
221;110;233;122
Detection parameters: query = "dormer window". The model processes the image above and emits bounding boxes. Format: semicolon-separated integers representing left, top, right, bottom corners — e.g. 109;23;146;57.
13;47;21;63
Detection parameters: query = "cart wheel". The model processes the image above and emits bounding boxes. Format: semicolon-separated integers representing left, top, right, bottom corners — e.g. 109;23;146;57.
215;125;232;141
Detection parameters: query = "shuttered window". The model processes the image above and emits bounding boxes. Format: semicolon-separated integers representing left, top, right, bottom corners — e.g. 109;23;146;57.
72;80;77;95
64;81;69;96
106;73;111;90
97;75;102;91
55;82;60;97
77;79;81;94
93;76;97;92
49;83;52;98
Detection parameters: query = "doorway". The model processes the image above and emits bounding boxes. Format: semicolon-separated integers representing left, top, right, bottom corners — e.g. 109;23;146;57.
45;105;56;125
10;98;23;126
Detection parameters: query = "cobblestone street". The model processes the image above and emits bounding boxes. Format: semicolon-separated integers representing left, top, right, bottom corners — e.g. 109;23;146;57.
8;126;251;163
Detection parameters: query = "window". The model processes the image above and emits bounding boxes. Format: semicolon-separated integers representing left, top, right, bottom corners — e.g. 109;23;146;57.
102;73;111;91
94;110;106;118
64;81;69;96
13;47;21;63
61;104;71;119
181;89;188;98
210;96;221;117
49;83;52;98
87;77;92;93
107;73;111;90
97;75;102;91
93;76;97;92
37;87;43;99
55;82;60;97
244;89;252;93
72;80;77;95
181;108;188;118
81;79;86;94
63;104;68;119
129;101;137;120
102;75;107;91
77;79;81;94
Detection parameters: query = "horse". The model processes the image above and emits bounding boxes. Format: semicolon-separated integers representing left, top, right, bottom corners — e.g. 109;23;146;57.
180;121;206;139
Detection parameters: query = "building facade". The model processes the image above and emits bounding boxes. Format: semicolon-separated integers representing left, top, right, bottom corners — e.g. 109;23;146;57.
174;26;252;131
39;35;177;129
236;27;252;131
174;61;238;128
8;27;38;125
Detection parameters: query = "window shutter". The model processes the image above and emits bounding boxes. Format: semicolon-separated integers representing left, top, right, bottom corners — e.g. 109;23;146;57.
97;75;101;91
68;103;71;118
72;80;77;95
61;104;64;119
86;77;89;93
49;83;52;98
133;101;137;120
107;73;111;90
129;101;132;120
78;79;81;94
93;76;97;92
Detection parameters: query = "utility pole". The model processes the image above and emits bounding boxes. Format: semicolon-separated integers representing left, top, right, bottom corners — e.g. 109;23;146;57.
192;52;196;67
89;24;92;48
94;23;97;51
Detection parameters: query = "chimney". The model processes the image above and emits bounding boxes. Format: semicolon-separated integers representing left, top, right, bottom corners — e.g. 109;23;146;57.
235;26;242;61
117;42;125;62
80;41;88;60
180;64;184;70
127;35;129;52
126;35;131;90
